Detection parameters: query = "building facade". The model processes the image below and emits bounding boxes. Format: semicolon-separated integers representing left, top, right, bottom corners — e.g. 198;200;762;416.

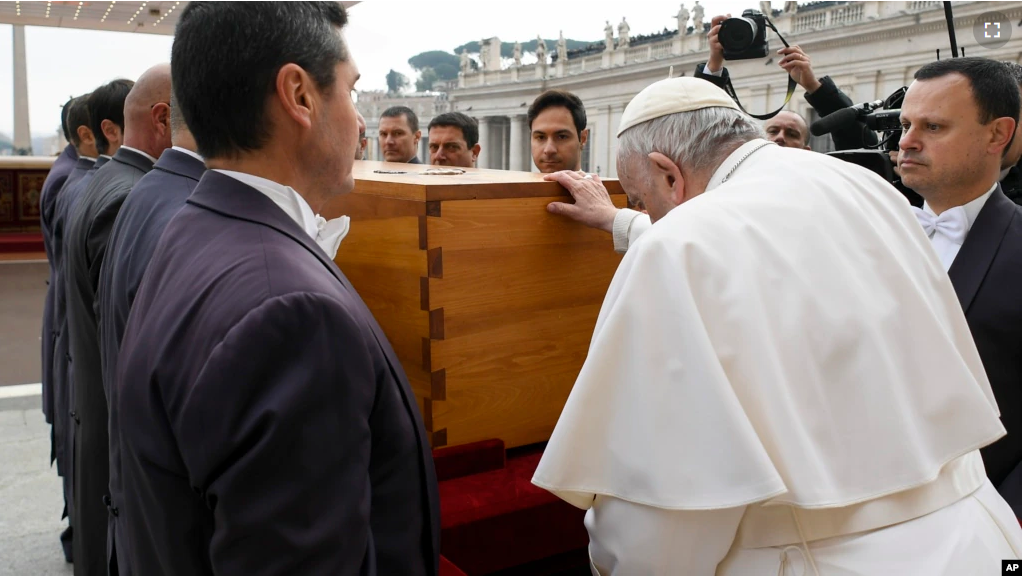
360;1;1021;175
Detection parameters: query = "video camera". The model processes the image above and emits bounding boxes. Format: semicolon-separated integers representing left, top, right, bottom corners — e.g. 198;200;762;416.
810;87;906;183
719;10;770;60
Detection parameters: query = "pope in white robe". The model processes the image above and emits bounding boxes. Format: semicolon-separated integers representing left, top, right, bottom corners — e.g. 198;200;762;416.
534;77;1021;575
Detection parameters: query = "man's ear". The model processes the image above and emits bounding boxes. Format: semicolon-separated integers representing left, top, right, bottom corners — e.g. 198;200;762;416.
275;63;315;130
990;117;1017;157
647;152;686;204
77;125;94;146
152;102;171;138
100;119;120;145
580;128;589;147
471;143;481;162
414;130;422;145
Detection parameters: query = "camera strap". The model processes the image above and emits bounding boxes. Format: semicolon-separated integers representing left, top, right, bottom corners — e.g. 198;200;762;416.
720;18;798;121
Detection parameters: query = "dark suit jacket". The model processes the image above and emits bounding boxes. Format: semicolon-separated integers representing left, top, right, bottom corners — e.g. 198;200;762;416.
65;147;154;576
51;155;102;489
694;64;878;151
1001;160;1021;206
408;155;422;164
948;186;1021;515
97;148;205;575
115;171;440;576
40;145;78;427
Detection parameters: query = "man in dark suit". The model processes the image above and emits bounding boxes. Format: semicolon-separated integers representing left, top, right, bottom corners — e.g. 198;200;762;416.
898;57;1021;517
65;65;172;576
379;105;423;163
115;3;439;575
40;96;79;432
60;96;102;196
48;84;124;564
97;96;203;576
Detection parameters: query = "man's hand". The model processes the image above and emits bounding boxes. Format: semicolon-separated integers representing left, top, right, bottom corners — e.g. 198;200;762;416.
889;151;902;179
778;45;822;94
545;170;619;233
705;15;730;73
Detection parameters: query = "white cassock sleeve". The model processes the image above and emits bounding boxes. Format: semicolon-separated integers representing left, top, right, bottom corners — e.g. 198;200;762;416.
611;209;652;254
585;496;746;575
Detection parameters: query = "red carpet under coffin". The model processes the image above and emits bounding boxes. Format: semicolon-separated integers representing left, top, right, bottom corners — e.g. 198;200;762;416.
434;441;590;575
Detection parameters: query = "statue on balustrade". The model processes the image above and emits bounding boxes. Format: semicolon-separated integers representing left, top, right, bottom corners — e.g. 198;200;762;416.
513;41;522;67
604;20;615;51
480;38;490;70
692;1;705;31
460;49;470;74
536;35;547;65
557;31;568;62
618;17;631;47
676;3;690;34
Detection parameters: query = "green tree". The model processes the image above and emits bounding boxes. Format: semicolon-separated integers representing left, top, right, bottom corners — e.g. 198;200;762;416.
386;69;409;94
416;67;440;92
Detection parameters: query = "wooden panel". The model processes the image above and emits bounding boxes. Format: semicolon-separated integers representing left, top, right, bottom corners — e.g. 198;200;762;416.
427;243;619;337
431;304;602;448
427;196;629;251
331;197;434;422
348;161;624;202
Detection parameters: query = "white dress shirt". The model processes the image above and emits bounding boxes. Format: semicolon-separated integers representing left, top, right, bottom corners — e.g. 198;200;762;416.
171;146;204;163
918;183;996;271
119;145;158;164
213;170;350;259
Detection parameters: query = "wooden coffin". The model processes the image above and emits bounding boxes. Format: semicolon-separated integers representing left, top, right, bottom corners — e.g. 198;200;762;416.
323;161;626;448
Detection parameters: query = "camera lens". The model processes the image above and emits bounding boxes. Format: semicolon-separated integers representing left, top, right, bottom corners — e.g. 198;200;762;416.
719;17;756;52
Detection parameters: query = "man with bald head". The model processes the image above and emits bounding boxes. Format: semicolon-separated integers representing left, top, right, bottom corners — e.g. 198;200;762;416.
764;110;811;150
64;62;172;576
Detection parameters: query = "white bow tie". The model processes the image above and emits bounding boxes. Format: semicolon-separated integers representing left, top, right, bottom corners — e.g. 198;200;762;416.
912;205;968;245
312;214;350;260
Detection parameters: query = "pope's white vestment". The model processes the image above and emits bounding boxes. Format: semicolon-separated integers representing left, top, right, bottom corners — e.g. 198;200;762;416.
532;139;1021;575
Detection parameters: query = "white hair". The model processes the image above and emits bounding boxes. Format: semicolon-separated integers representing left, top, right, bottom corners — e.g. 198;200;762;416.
617;107;764;179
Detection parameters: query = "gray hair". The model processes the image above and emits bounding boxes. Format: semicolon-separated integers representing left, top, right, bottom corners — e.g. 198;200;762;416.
617;106;764;179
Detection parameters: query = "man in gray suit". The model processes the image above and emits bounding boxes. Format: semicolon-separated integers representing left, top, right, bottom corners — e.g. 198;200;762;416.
50;82;129;564
98;95;204;576
64;63;172;576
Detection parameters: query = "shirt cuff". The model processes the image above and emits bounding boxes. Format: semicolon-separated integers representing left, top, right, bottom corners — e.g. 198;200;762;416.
705;66;724;77
612;209;643;254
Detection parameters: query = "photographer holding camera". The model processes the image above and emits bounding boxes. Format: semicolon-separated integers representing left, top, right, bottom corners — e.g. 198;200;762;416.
695;13;878;151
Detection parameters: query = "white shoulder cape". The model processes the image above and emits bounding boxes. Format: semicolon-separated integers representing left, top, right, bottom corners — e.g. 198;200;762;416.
533;140;1004;511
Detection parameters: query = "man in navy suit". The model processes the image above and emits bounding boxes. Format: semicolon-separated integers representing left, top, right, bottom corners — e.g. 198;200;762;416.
114;3;439;575
48;82;129;564
898;57;1021;518
40;97;79;433
65;65;171;576
97;96;204;575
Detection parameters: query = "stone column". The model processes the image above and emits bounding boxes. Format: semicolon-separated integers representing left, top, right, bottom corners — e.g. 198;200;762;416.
477;117;492;169
13;25;32;155
508;115;526;172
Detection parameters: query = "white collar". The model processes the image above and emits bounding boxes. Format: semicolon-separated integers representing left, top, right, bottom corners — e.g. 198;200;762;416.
171;146;204;163
99;154;113;159
79;155;97;162
706;139;775;192
922;182;997;233
119;146;158;163
212;169;350;259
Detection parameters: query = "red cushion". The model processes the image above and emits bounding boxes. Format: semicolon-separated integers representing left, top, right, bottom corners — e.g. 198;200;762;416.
439;555;468;576
439;446;588;574
433;439;506;482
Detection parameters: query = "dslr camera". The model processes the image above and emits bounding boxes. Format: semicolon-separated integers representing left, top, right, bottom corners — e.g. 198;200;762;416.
718;9;769;60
